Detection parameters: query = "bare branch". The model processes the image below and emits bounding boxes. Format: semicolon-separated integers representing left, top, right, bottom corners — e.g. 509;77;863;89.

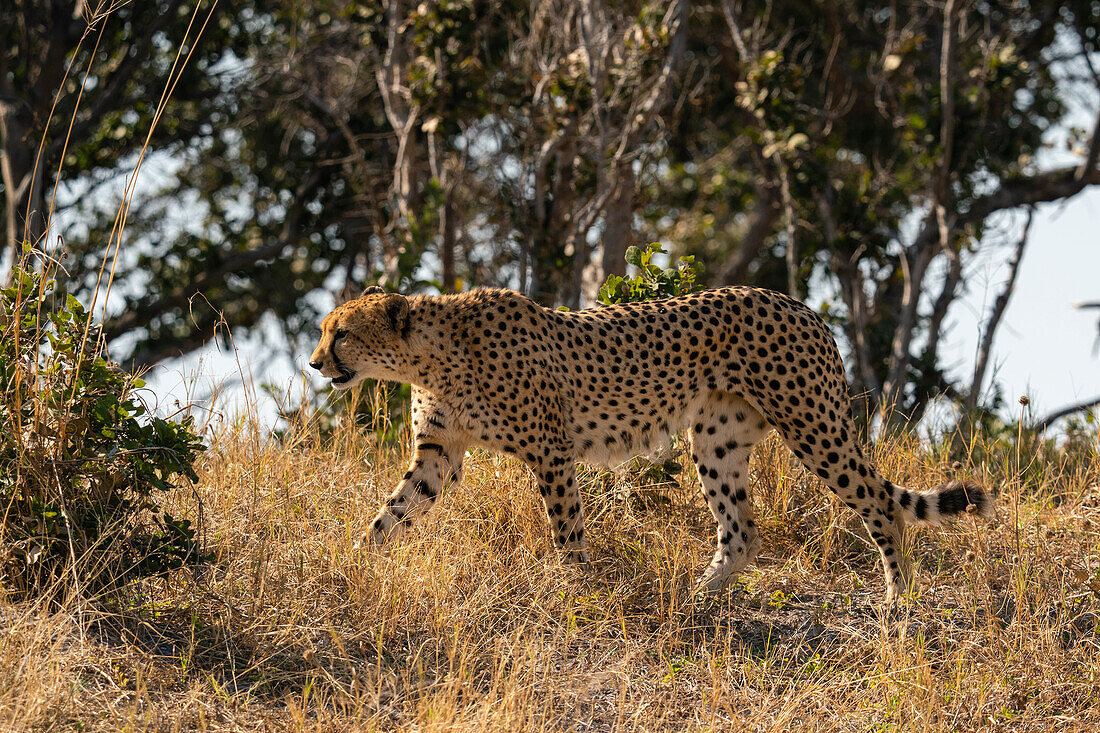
934;0;959;249
1078;106;1100;183
884;157;1100;415
776;159;798;297
124;310;222;371
879;2;963;419
923;243;962;373
1033;395;1100;432
578;0;690;304
816;186;880;398
374;0;420;226
533;118;579;227
834;256;882;399
879;211;937;413
1;95;45;272
957;165;1100;229
1075;27;1100;182
612;0;689;158
967;209;1032;411
719;0;750;61
718;184;780;285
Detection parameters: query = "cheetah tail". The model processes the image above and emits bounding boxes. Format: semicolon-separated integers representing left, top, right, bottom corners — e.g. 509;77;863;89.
891;480;995;525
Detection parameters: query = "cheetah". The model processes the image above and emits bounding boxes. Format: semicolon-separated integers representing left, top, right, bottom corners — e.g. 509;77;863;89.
309;285;992;604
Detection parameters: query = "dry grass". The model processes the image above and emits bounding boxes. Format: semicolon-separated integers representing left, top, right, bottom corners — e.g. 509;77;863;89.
3;415;1100;732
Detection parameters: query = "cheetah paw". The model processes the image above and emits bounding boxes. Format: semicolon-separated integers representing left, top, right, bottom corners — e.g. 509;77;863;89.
694;566;735;597
562;549;591;564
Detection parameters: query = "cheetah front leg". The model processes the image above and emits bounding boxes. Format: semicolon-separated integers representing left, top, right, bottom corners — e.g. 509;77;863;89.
530;455;589;563
369;440;464;548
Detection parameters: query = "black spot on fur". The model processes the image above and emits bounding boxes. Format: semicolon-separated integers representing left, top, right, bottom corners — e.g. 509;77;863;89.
412;480;437;501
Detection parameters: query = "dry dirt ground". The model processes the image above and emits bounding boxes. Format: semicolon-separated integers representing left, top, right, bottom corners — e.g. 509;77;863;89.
3;424;1100;732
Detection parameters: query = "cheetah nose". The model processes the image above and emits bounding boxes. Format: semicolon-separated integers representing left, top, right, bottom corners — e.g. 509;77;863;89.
309;360;322;371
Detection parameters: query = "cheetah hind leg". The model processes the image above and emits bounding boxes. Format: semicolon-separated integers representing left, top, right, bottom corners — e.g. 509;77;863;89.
696;527;761;595
688;393;771;597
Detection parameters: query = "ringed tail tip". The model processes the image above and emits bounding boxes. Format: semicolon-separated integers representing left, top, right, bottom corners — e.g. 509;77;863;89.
929;480;994;522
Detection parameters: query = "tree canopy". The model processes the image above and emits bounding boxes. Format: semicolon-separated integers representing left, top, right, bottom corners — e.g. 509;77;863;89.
3;0;1099;424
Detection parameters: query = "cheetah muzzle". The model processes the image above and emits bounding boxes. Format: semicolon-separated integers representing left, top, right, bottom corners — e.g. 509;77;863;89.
309;286;994;605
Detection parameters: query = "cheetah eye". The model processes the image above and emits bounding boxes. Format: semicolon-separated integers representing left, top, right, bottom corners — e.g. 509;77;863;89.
334;329;348;341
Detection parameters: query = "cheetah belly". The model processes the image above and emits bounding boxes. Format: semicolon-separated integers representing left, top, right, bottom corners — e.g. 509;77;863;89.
564;344;715;468
571;400;691;468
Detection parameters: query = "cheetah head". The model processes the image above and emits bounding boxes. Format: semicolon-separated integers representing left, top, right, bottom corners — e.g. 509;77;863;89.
308;286;411;390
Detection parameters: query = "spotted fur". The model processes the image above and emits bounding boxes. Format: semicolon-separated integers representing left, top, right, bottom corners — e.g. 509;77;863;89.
309;286;993;603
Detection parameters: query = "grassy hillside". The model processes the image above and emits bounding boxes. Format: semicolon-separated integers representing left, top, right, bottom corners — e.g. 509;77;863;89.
3;413;1099;731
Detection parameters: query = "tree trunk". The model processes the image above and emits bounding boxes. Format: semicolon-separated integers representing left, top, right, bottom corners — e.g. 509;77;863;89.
531;136;577;306
718;185;779;285
0;96;45;276
375;0;422;286
581;162;635;306
440;186;457;292
878;224;936;421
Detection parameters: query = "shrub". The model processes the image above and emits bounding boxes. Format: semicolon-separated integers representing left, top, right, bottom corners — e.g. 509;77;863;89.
597;242;702;305
0;259;207;598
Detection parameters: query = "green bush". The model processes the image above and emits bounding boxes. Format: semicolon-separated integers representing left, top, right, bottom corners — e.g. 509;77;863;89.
0;260;207;598
597;242;702;305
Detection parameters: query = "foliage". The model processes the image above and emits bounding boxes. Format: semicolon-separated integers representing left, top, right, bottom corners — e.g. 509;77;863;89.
4;0;1100;428
653;0;1100;422
1;0;257;367
0;259;207;597
597;243;702;305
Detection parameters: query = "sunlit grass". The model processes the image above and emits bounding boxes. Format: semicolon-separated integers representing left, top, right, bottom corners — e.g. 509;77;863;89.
3;402;1099;731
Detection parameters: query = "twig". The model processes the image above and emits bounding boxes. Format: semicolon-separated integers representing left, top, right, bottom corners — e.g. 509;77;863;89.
776;159;799;297
967;209;1033;410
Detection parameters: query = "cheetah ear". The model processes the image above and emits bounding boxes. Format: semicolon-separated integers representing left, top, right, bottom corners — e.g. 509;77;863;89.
382;293;409;336
362;285;385;297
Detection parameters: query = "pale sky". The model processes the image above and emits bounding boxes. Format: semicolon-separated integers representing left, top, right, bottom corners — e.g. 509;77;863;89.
943;188;1100;423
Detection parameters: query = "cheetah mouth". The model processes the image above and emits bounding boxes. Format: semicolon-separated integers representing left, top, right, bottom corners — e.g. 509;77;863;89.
331;367;356;387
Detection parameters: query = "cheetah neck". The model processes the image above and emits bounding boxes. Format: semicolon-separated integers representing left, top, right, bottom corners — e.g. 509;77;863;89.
398;296;460;392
